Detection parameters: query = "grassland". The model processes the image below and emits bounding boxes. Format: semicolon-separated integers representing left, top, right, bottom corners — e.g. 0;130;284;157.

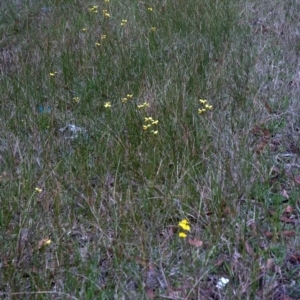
1;0;300;299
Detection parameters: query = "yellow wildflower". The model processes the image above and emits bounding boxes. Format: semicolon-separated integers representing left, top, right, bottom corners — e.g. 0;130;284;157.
151;27;156;32
49;72;57;76
102;10;110;17
95;42;101;46
121;19;128;26
137;102;150;109
145;117;154;122
121;94;133;103
178;219;191;231
82;28;87;32
198;98;212;114
198;108;206;114
89;6;98;13
151;130;158;135
179;232;187;238
147;7;153;11
151;120;159;125
73;97;79;103
101;35;107;40
35;187;42;193
104;102;111;108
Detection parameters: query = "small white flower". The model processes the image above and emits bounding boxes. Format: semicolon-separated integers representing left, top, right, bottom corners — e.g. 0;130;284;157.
216;277;229;289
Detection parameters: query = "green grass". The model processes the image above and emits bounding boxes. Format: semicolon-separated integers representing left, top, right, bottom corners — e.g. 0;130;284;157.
1;0;300;299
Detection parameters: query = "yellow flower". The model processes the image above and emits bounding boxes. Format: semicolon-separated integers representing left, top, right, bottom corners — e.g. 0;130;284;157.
198;98;212;114
102;10;110;17
151;130;158;135
151;27;156;32
147;7;153;11
198;108;206;114
205;104;213;110
121;19;128;26
143;125;150;130
104;0;109;3
35;187;42;193
151;120;159;125
82;28;87;32
73;97;79;103
95;42;101;46
122;94;133;103
49;72;57;76
137;102;149;109
89;7;98;13
145;117;154;122
104;102;111;108
179;232;187;238
178;219;191;231
101;35;107;40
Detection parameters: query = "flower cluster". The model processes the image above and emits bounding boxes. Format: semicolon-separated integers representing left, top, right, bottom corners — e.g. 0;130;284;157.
35;187;43;193
143;117;158;135
104;102;111;108
121;94;133;103
198;99;213;114
95;35;107;46
121;19;127;26
102;9;110;18
178;219;191;238
89;6;98;13
137;102;150;109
